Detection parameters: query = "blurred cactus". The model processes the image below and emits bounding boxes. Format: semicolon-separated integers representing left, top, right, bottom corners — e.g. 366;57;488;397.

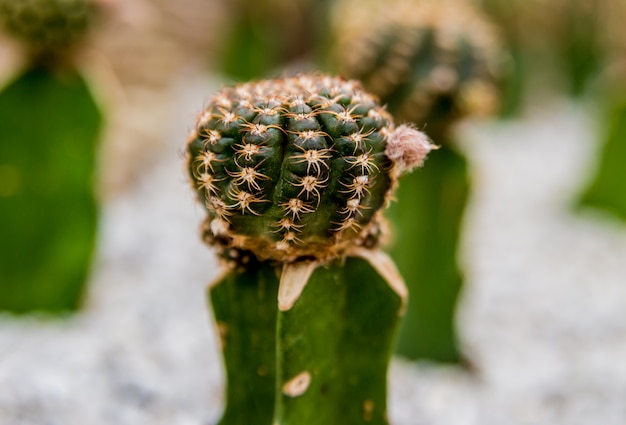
0;66;102;313
0;0;98;61
333;0;504;138
187;74;433;424
332;0;505;363
574;3;626;222
0;0;102;313
577;72;626;221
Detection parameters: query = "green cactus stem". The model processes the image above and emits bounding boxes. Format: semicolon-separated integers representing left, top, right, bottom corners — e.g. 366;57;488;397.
275;249;405;425
0;66;102;313
209;250;406;425
187;74;433;424
332;0;503;363
386;143;468;362
578;92;626;221
209;260;279;425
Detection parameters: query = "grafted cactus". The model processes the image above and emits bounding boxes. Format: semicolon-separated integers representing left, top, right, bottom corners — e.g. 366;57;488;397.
187;74;432;263
331;0;505;363
186;74;433;424
0;0;97;57
333;0;504;140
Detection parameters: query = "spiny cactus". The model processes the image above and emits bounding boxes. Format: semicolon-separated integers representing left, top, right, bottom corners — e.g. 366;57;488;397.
333;0;504;141
186;74;433;425
0;0;97;56
186;74;432;263
330;0;505;363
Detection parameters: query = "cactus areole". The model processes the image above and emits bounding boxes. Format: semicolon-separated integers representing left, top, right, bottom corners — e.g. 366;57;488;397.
186;74;432;263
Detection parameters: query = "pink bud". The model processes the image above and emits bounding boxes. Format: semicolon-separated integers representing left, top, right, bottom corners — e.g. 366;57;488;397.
385;124;436;175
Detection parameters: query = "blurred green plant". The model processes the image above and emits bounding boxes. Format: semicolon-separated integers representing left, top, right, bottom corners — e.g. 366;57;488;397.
0;0;102;313
478;0;626;223
578;82;626;221
478;0;606;103
572;0;626;222
332;0;505;363
186;74;433;424
218;0;332;81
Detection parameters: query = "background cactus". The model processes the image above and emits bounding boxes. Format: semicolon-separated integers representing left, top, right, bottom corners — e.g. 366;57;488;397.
577;67;626;221
0;0;102;313
187;74;432;424
0;66;102;313
574;4;626;222
0;0;98;60
331;0;505;363
333;0;503;141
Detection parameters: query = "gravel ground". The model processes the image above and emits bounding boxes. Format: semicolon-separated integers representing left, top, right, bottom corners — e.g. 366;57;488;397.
1;71;625;425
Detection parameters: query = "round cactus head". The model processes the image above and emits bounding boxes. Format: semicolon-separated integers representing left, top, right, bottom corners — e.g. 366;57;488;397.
186;74;433;263
333;0;505;139
0;0;97;56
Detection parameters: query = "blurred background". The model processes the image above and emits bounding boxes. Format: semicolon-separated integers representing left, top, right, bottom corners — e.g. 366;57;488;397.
0;0;625;424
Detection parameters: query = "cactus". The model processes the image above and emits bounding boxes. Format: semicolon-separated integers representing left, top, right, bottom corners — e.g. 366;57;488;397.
0;66;102;313
0;0;102;313
578;89;626;221
333;0;503;142
331;0;504;362
0;0;97;60
575;6;626;222
186;74;433;424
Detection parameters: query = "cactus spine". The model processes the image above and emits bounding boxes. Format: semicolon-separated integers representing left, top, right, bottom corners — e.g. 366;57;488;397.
332;0;504;362
187;74;433;424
